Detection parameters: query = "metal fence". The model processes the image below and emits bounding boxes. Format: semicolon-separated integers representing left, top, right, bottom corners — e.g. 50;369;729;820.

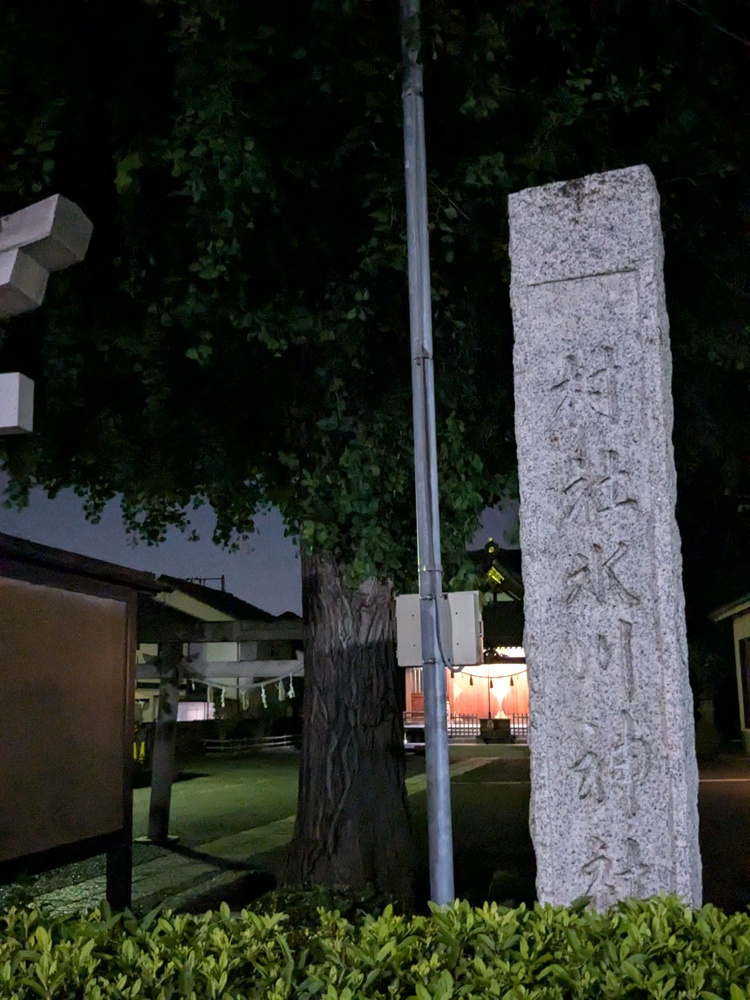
403;712;425;729
511;714;529;742
404;712;481;739
447;714;480;738
404;712;529;742
203;734;301;754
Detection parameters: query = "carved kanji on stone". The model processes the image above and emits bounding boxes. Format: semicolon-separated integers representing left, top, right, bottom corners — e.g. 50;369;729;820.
551;346;619;424
581;837;617;910
510;165;701;908
572;751;606;803
616;838;651;898
610;710;651;818
562;442;638;523
564;542;640;608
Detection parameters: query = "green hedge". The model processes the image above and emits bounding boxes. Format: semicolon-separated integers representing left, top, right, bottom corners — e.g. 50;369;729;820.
1;896;750;999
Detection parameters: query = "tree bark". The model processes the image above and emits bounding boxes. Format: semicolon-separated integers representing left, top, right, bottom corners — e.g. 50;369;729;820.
285;549;415;903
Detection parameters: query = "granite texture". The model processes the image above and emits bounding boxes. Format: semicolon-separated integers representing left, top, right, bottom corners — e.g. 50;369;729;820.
508;165;702;909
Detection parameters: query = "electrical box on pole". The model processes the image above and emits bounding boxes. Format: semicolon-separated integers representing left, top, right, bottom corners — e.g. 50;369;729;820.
396;591;484;667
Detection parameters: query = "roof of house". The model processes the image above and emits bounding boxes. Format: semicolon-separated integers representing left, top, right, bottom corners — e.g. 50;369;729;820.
156;574;276;622
136;595;304;644
709;592;750;623
0;532;166;593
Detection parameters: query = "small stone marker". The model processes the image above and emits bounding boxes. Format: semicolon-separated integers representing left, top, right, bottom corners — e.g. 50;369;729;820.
509;165;701;909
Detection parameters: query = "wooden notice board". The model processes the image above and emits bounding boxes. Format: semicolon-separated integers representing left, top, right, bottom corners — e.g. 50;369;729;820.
0;578;127;861
0;532;164;906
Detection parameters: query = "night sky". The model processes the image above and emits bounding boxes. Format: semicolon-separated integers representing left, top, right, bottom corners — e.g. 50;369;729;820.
0;471;302;616
0;472;517;616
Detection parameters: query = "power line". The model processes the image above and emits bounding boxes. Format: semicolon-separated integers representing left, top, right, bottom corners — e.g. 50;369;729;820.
674;0;750;48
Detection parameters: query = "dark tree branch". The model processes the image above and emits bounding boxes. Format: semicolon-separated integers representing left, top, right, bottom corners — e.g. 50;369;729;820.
674;0;750;48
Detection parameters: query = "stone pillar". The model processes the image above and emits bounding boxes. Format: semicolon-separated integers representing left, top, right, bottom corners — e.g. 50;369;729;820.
508;165;701;909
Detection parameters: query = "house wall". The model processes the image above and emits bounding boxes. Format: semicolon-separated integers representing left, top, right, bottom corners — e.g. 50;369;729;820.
0;577;128;863
404;667;423;715
733;612;750;733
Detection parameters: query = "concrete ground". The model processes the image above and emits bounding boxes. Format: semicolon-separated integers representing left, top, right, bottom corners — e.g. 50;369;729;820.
5;744;750;916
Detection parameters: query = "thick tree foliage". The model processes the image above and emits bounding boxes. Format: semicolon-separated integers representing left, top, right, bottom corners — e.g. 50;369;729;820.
1;0;748;890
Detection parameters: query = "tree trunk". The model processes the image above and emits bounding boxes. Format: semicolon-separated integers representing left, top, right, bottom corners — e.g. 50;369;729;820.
285;549;415;903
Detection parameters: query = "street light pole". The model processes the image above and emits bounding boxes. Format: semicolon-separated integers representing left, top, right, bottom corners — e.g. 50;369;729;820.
401;0;455;905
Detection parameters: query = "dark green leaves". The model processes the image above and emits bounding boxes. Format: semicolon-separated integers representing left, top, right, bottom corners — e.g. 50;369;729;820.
4;896;750;999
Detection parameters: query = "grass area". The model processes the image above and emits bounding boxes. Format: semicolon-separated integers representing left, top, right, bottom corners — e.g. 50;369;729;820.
130;750;536;906
7;747;750;914
132;752;302;846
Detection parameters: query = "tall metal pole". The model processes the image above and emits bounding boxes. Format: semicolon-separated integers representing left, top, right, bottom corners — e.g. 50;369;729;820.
401;0;455;904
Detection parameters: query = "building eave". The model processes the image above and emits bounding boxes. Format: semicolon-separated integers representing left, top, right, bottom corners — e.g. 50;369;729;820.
709;593;750;623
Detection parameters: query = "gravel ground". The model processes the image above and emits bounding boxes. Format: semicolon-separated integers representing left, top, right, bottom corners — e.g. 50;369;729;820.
0;755;302;913
0;841;169;910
